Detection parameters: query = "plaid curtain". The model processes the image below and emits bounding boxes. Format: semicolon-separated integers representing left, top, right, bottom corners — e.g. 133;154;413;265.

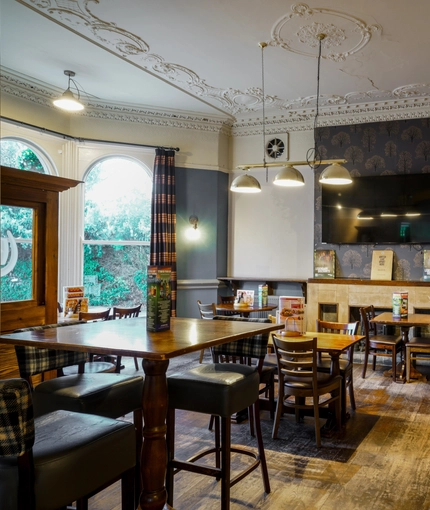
150;148;177;316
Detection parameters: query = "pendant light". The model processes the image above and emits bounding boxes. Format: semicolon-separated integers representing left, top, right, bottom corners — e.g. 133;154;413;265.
235;35;351;189
53;70;85;112
230;170;262;193
310;35;352;185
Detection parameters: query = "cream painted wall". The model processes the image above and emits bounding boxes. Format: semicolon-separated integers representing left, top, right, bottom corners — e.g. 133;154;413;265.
229;130;315;278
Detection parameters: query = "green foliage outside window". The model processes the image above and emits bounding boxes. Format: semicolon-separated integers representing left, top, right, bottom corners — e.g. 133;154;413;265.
1;206;33;302
83;159;152;309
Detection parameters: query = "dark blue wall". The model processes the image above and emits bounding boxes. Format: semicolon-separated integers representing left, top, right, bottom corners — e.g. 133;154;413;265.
314;117;430;280
175;167;229;280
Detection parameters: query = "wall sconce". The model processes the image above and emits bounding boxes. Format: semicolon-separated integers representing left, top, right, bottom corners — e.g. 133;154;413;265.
186;215;200;240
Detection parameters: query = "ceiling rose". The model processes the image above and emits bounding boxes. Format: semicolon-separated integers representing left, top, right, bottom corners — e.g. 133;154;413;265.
270;3;381;62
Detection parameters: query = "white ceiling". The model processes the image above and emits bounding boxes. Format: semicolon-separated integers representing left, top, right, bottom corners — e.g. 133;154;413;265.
1;0;430;123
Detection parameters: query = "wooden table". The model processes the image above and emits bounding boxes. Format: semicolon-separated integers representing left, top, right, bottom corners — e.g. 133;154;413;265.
0;317;281;510
274;330;364;424
215;302;277;318
370;312;430;381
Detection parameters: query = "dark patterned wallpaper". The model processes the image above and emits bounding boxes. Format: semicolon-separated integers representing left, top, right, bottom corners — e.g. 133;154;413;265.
314;117;430;280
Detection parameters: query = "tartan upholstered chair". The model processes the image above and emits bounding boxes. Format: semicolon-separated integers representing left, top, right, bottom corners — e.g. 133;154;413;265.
0;378;136;510
166;315;271;510
13;322;144;503
211;315;276;423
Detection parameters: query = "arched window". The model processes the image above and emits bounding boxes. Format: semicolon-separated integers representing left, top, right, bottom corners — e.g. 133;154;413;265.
0;138;48;173
83;157;152;310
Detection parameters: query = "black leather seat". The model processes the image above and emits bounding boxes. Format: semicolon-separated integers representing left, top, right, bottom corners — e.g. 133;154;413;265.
166;317;271;510
0;378;136;510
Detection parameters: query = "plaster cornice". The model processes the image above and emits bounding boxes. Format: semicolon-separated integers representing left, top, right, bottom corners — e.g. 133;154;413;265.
1;68;429;137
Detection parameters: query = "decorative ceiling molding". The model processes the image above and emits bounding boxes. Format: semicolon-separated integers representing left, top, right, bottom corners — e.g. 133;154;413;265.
270;3;381;62
232;102;430;136
16;0;429;117
0;69;233;135
2;67;429;137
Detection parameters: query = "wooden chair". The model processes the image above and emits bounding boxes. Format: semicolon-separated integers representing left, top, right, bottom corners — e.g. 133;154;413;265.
78;308;111;322
0;378;136;510
166;320;271;510
197;300;216;319
405;336;430;382
112;304;142;371
359;305;402;380
197;300;217;362
79;308;113;368
271;334;342;447
316;319;359;415
211;315;277;426
218;296;240;317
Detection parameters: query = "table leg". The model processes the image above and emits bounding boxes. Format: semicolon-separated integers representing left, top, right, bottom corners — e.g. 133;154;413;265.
321;352;344;435
140;358;170;510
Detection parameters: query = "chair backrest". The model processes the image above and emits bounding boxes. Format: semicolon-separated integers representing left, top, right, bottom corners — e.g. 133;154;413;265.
220;296;235;304
197;300;216;319
316;319;359;335
112;304;142;319
0;378;34;457
272;334;318;387
211;316;271;370
13;323;88;383
359;305;376;339
78;308;111;322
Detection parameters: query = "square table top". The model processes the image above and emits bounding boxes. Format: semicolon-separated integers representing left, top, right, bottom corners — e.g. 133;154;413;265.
370;312;430;327
0;317;282;361
272;330;364;352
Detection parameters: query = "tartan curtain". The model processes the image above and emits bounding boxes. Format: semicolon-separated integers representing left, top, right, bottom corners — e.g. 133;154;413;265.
150;148;177;316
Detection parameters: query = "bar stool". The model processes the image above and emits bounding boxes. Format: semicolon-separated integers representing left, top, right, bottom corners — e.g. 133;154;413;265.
166;326;271;510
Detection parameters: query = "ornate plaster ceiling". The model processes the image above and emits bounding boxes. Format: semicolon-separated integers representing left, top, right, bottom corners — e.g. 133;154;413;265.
1;0;430;129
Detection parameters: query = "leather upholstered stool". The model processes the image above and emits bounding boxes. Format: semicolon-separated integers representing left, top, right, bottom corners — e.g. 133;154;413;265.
166;339;271;509
0;378;136;510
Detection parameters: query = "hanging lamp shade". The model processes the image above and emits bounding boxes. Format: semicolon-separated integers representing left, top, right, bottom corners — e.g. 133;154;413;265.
273;165;305;187
319;162;352;185
230;173;261;193
53;88;84;111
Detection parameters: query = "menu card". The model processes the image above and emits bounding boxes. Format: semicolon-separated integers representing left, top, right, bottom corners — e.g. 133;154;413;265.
370;250;393;280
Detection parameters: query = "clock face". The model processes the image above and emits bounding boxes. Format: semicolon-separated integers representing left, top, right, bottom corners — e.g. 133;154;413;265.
266;138;285;159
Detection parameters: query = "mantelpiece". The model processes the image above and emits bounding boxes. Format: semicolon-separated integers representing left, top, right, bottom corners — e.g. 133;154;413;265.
307;278;430;331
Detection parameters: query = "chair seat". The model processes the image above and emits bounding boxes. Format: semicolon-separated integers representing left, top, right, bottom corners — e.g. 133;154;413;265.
369;334;402;346
0;410;135;510
168;363;259;417
317;357;351;373
33;373;143;418
407;337;430;349
284;372;340;390
263;353;278;368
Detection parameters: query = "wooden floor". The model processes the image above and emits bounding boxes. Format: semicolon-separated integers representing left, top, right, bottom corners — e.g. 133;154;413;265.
87;356;430;510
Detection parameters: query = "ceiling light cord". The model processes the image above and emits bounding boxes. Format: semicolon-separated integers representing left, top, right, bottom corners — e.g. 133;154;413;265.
306;34;325;170
260;42;268;182
67;75;81;100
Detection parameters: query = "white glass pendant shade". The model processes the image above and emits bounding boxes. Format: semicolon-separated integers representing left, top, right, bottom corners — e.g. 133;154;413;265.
273;166;305;187
230;173;261;193
53;89;84;111
319;163;352;185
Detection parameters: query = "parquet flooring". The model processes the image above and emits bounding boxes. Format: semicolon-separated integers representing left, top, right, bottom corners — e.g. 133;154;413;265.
87;356;430;510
